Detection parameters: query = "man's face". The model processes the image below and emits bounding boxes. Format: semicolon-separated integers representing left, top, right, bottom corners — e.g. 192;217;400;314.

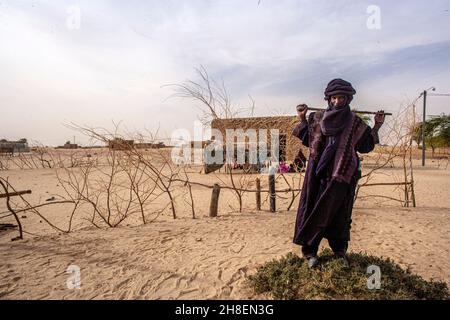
330;95;347;108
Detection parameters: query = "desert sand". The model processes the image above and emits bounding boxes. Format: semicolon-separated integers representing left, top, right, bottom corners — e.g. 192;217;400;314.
0;150;449;300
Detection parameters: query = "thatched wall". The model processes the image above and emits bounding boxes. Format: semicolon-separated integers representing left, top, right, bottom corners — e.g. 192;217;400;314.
211;116;308;162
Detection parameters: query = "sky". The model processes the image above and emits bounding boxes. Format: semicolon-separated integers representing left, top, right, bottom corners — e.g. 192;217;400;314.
1;0;450;146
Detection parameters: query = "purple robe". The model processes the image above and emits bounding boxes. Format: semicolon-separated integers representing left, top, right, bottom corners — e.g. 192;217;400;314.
293;112;378;249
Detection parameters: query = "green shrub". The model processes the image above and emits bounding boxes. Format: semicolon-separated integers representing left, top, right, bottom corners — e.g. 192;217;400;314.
246;249;449;300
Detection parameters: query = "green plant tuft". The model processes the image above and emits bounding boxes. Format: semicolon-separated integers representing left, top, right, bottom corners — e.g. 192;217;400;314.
246;249;449;300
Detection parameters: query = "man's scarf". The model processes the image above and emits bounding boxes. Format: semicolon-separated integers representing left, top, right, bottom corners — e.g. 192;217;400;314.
320;104;352;136
308;111;368;184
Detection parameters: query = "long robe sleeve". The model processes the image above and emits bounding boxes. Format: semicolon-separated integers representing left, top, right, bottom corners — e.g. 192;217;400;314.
356;126;380;154
293;121;309;147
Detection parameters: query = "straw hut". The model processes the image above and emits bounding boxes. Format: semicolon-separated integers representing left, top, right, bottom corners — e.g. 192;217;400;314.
210;115;307;162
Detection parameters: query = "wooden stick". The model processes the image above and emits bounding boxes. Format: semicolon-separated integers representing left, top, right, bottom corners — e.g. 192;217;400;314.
0;180;23;240
171;178;299;193
359;182;412;187
0;190;32;199
299;107;393;116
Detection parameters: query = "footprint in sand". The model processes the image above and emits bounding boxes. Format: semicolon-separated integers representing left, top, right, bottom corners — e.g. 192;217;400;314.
229;243;245;254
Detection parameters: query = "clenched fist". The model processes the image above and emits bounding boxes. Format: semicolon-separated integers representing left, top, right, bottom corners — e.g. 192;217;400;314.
374;110;385;128
296;104;308;122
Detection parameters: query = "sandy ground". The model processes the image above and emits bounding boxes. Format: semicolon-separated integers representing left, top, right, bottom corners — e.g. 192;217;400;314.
0;151;449;299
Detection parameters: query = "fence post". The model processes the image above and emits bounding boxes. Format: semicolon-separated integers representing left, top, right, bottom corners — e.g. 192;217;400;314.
256;178;261;211
209;183;221;217
269;174;276;212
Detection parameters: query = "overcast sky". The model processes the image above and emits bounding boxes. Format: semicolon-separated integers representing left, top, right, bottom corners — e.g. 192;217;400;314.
1;0;450;145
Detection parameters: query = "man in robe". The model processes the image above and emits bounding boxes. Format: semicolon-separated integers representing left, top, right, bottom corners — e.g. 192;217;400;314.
292;78;385;268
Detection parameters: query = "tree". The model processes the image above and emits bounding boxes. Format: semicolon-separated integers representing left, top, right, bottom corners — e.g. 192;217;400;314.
413;114;450;157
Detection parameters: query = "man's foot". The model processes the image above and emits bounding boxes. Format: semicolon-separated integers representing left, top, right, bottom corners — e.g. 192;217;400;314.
306;256;319;268
334;253;350;268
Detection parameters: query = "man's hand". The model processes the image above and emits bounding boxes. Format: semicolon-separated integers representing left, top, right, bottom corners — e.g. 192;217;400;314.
297;105;308;122
374;110;385;129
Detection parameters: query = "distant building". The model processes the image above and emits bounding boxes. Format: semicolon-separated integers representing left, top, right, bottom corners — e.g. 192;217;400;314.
57;141;79;149
0;138;30;155
134;142;166;149
108;138;135;150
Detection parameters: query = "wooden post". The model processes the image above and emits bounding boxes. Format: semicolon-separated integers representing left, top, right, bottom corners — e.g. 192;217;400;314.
256;178;261;211
269;174;276;212
403;157;409;207
410;180;416;208
209;183;221;217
